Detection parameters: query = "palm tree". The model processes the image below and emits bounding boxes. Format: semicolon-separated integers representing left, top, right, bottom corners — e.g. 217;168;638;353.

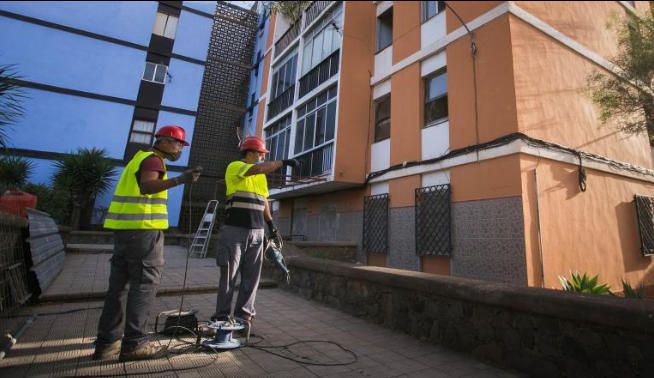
0;155;33;192
54;148;116;230
0;64;26;150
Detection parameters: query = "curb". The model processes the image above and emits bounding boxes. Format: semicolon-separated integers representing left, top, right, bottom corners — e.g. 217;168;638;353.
39;280;278;304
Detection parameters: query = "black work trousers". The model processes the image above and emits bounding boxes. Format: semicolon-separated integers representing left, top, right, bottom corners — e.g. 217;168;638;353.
96;230;164;350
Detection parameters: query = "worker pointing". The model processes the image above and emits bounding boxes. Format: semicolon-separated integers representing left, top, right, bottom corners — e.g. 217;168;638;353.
94;125;202;362
212;135;299;341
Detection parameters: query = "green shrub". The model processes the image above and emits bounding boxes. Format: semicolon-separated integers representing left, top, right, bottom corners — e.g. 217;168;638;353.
558;272;611;295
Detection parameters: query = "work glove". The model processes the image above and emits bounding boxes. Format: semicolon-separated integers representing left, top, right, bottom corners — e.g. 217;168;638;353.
282;159;300;169
179;166;203;185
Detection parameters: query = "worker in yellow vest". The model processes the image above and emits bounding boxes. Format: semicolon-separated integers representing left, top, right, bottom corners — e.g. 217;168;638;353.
93;125;201;362
212;135;298;341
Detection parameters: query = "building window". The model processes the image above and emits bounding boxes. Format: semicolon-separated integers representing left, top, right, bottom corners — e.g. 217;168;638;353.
301;5;343;75
265;114;292;162
424;70;448;127
374;96;391;142
294;86;337;155
415;184;451;257
153;12;178;39
377;8;393;52
363;194;389;254
268;53;297;119
635;195;654;256
422;1;446;22
129;120;155;144
143;62;168;84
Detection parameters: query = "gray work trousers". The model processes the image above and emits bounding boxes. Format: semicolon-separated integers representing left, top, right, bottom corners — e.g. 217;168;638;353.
96;230;164;350
214;225;264;321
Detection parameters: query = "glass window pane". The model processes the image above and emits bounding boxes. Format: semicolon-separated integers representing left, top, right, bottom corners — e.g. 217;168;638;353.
317;91;328;106
164;15;178;39
284;129;290;159
307;97;316;112
427;72;447;100
426;1;438;20
295;119;305;153
328;86;337;99
271;72;278;98
311;32;323;67
154;64;166;83
297;104;306;117
377;10;393;51
133;120;154;132
153;12;167;36
325;101;336;141
323;28;333;58
143;62;156;81
425;95;448;125
304;113;315;151
315;107;326;146
376;96;391;122
130;132;151;144
302;40;313;74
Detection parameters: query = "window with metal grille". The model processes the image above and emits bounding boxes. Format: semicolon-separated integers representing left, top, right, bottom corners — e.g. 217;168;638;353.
634;195;654;256
415;184;451;256
363;194;389;254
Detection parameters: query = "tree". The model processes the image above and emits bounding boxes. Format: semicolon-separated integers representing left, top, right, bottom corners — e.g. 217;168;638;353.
588;10;654;145
268;1;310;23
54;148;116;230
0;64;26;150
0;155;33;191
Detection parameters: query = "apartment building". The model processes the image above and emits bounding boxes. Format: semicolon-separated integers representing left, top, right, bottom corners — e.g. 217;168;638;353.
256;1;654;291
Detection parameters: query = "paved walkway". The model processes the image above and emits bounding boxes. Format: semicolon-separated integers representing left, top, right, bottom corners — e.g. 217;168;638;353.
42;246;221;300
0;248;523;377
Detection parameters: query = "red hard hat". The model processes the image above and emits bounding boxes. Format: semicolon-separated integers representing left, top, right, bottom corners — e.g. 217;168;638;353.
239;136;269;153
155;125;189;146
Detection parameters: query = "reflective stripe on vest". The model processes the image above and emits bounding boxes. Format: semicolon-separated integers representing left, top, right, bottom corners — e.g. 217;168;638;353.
104;150;169;230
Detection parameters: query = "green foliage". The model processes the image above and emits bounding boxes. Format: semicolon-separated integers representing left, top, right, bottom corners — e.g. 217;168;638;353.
558;272;611;295
53;148;116;229
0;155;33;190
0;64;26;150
22;182;70;225
588;11;654;145
268;1;310;23
621;279;646;299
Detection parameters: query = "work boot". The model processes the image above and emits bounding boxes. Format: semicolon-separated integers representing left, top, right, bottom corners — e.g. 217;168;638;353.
118;342;168;362
92;339;121;360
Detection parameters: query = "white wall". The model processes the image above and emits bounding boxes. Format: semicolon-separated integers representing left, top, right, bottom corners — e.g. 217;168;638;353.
421;121;449;160
371;138;391;172
420;11;446;50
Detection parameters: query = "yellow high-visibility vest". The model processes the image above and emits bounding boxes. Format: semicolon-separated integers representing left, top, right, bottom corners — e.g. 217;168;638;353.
224;160;268;228
104;150;169;230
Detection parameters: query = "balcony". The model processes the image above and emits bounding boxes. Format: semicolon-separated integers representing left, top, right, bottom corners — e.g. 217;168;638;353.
274;20;301;59
298;50;339;98
267;85;295;120
295;142;334;178
304;1;332;29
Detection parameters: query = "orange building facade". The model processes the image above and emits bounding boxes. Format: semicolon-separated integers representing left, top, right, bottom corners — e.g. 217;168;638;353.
255;1;654;291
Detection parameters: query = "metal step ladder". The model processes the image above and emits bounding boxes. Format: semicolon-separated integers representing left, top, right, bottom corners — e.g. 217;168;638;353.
190;200;219;258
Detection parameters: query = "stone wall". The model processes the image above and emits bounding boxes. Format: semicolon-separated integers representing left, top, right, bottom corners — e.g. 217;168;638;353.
277;256;654;377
